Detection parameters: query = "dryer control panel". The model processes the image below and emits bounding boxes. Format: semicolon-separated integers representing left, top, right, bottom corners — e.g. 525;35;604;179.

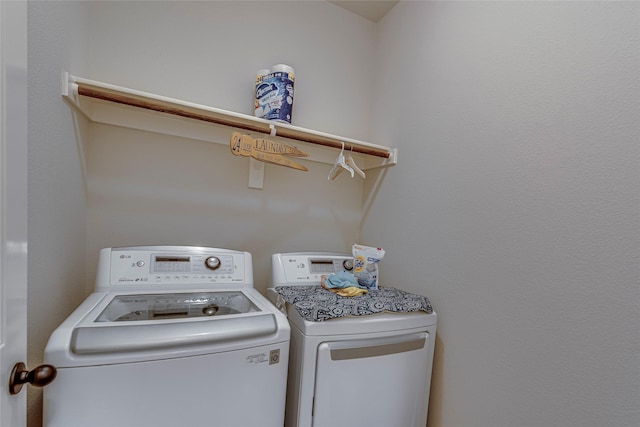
95;246;253;290
271;252;353;286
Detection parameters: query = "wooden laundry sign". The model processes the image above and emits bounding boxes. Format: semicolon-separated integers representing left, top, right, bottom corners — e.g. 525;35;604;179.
253;138;307;157
230;132;308;171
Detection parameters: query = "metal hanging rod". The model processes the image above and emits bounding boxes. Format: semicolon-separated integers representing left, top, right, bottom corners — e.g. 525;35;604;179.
64;74;394;160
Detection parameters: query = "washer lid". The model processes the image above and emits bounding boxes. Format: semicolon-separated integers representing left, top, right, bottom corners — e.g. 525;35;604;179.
95;291;258;322
70;291;276;355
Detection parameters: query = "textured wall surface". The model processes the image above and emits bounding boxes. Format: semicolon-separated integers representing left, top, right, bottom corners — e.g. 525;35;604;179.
84;1;375;293
26;2;639;427
365;2;640;426
27;2;91;426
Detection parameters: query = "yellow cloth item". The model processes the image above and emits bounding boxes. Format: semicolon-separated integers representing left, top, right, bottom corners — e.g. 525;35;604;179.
325;286;368;297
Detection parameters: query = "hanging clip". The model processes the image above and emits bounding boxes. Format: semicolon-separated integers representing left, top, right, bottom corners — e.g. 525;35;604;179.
328;142;355;180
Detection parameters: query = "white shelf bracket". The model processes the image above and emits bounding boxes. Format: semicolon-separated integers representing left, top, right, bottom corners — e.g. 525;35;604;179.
248;158;265;190
247;124;278;189
62;71;91;119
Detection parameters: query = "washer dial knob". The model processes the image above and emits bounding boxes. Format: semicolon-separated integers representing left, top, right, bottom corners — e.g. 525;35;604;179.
205;256;221;270
343;259;354;271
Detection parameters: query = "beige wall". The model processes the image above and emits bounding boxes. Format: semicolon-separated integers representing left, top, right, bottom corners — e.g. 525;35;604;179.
27;2;91;426
87;0;376;140
366;2;640;427
28;2;374;425
86;123;365;293
27;1;639;427
83;1;376;293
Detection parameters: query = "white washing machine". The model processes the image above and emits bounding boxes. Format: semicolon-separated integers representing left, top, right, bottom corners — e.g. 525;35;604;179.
44;246;290;427
268;252;437;427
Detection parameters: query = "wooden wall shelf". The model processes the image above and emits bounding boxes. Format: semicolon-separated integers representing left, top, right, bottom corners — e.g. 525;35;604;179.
62;72;397;188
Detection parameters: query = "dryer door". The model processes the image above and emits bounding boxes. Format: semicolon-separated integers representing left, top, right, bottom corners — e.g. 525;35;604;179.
312;332;431;427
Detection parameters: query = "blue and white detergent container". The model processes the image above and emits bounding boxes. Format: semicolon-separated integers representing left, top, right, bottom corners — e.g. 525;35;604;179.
254;64;295;123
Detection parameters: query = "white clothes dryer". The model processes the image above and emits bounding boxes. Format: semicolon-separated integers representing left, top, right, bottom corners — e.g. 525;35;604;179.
268;252;437;427
44;246;290;427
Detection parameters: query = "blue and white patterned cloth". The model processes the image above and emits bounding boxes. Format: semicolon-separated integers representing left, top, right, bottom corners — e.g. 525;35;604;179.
274;285;433;322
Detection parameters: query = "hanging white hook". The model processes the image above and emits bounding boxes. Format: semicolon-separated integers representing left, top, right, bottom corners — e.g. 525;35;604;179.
346;146;366;179
328;141;354;180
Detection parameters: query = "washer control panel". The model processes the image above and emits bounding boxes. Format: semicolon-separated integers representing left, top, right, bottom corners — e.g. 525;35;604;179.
271;252;353;286
96;247;251;289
